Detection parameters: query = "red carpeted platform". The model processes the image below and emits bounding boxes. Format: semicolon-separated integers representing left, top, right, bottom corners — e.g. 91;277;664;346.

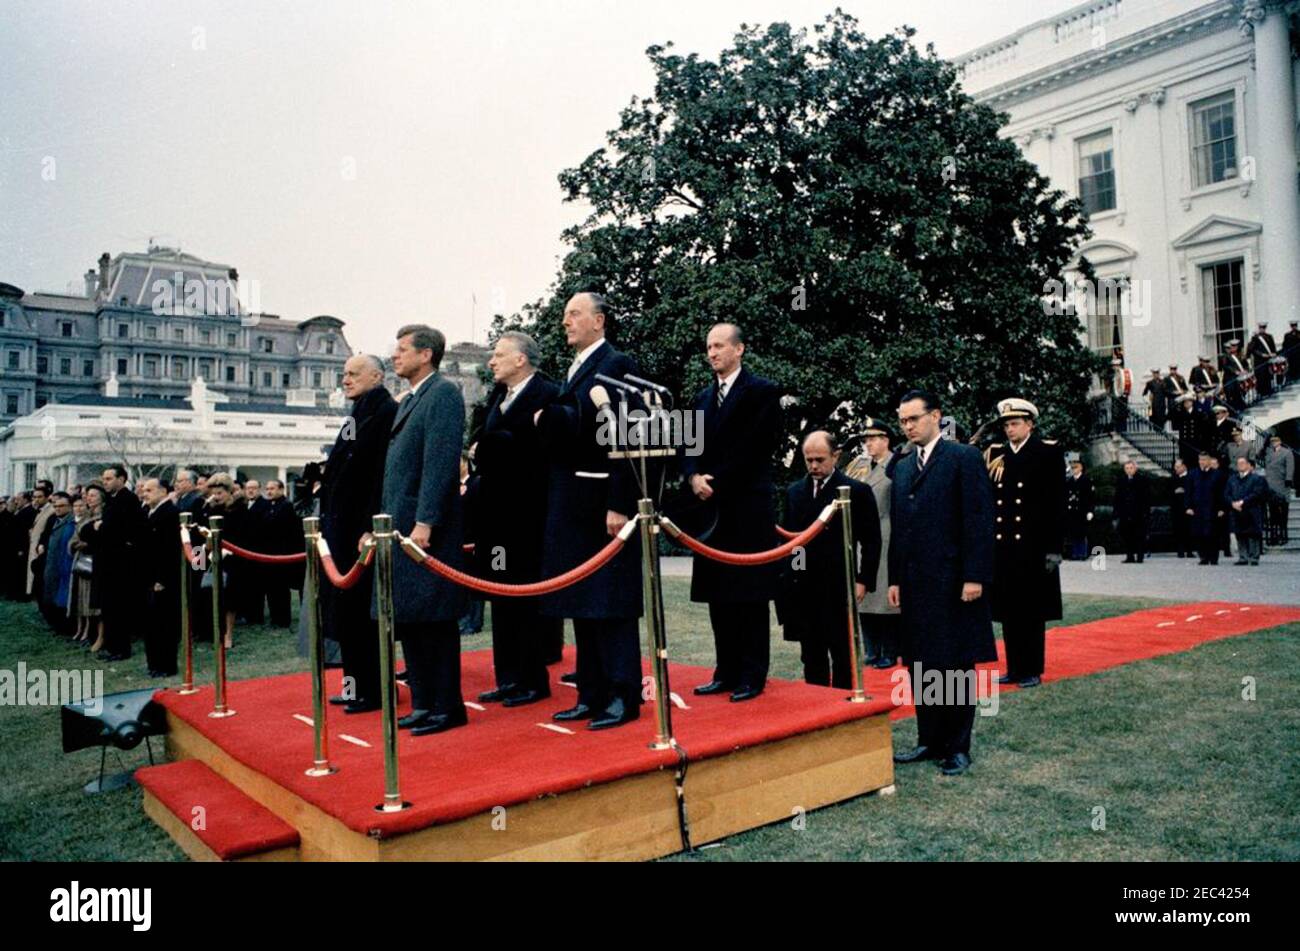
154;649;893;850
873;600;1300;721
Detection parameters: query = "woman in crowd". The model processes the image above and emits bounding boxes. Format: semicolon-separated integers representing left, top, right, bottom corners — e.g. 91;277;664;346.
70;486;105;648
197;473;247;650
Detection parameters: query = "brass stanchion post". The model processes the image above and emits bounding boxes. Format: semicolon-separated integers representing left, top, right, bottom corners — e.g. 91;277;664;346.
208;515;236;717
638;498;675;750
372;514;409;812
836;486;868;703
177;513;198;695
303;517;336;777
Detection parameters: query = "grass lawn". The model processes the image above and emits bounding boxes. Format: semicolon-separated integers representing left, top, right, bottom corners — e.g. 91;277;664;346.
1;584;1296;861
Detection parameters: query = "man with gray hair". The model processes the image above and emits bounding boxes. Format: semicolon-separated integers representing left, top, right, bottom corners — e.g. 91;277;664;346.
470;331;561;706
321;352;397;714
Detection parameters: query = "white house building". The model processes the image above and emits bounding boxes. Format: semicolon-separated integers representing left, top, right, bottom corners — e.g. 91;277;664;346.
954;0;1300;432
0;378;345;495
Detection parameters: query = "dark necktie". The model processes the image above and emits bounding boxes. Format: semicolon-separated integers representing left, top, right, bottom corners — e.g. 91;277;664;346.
716;381;727;407
812;478;822;498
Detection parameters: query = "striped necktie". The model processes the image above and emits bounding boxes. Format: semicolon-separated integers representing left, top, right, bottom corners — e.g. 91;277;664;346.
716;380;727;407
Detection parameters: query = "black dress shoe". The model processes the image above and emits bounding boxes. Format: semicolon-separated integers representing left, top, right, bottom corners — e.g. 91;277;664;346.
397;709;432;729
588;698;639;730
872;657;896;669
1017;676;1041;688
693;680;731;696
553;703;594;722
893;745;938;764
410;711;468;736
997;674;1019;686
328;694;349;706
729;686;763;702
502;688;550;708
559;671;578;685
343;698;382;714
939;752;972;775
477;684;521;703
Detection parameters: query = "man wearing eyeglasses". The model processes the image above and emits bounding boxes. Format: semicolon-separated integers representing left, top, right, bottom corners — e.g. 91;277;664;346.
887;389;995;776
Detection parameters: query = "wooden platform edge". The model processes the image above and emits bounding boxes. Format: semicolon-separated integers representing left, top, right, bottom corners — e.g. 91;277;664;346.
150;708;894;861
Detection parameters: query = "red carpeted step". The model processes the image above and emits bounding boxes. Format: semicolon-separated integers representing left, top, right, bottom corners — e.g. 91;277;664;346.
137;760;299;861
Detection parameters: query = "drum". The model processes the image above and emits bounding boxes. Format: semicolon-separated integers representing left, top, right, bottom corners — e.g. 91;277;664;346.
1271;356;1289;382
1239;372;1257;394
1111;367;1132;398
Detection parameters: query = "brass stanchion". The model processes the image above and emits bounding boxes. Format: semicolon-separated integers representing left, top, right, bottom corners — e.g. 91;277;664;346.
836;486;868;703
177;513;198;695
303;517;336;777
208;515;236;717
638;498;675;750
372;514;409;812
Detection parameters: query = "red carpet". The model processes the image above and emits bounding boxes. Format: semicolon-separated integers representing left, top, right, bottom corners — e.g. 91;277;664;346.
876;600;1300;721
154;600;1300;838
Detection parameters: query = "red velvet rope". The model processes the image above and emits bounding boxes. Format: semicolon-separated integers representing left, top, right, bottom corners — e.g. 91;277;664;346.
319;544;376;590
401;524;634;598
662;510;834;565
219;540;307;564
774;524;799;540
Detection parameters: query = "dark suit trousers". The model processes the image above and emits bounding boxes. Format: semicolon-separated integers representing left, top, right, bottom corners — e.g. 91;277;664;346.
144;587;180;675
265;582;291;627
862;613;900;663
707;600;770;689
908;664;977;758
1001;618;1045;679
800;601;853;689
541;616;565;665
329;583;380;703
573;617;641;711
397;620;463;716
489;598;549;693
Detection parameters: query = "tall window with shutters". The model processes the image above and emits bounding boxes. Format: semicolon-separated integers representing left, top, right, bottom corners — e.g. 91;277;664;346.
1190;92;1237;189
1076;130;1115;215
1200;260;1245;356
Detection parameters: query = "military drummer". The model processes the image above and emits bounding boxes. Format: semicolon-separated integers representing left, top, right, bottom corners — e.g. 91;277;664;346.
984;398;1065;689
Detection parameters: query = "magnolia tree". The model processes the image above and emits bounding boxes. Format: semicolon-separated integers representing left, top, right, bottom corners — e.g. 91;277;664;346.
496;11;1102;457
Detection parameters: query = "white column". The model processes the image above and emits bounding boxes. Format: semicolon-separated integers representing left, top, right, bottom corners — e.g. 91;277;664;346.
1246;2;1300;326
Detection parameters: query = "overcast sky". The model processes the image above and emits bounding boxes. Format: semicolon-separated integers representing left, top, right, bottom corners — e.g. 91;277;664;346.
1;0;1078;358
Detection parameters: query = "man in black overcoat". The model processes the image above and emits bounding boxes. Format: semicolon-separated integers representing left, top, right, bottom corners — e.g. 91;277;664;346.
1065;459;1094;560
262;479;302;628
534;292;643;731
97;465;145;660
1185;450;1226;565
682;322;784;702
984;399;1064;689
140;478;181;677
322;354;397;714
471;331;560;707
888;390;996;777
1113;460;1150;563
778;431;879;690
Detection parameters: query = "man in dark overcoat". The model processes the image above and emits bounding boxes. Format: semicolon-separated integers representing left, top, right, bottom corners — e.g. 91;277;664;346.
471;331;560;707
534;292;643;731
984;398;1064;689
140;478;181;677
682;322;783;702
1185;450;1226;565
373;325;468;736
1224;456;1268;565
888;390;995;777
322;354;396;713
1113;460;1149;563
778;431;879;690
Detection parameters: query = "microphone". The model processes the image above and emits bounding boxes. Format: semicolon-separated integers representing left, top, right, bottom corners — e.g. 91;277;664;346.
594;373;638;396
589;384;612;412
623;374;670;396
